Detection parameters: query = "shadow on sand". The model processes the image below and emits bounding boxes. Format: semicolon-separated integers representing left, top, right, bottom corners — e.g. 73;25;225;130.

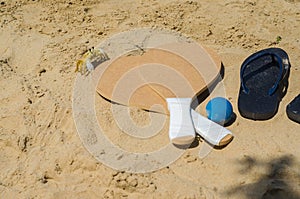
225;155;300;199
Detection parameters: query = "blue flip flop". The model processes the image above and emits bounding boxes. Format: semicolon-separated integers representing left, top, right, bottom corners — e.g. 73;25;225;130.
286;94;300;124
238;48;291;120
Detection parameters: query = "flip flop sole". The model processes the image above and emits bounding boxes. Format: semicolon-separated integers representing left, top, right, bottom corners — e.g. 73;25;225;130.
286;94;300;124
238;48;291;120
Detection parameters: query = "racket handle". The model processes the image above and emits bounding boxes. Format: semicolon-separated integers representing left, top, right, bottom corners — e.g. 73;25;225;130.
166;98;195;145
191;109;233;146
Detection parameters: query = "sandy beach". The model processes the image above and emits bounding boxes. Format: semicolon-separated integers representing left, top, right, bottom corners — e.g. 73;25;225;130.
1;0;300;198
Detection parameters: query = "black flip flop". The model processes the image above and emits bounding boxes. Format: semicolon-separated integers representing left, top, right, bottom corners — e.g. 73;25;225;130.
286;95;300;124
238;48;291;120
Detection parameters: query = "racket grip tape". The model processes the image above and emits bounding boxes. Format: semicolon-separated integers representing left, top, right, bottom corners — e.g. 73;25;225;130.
166;98;195;145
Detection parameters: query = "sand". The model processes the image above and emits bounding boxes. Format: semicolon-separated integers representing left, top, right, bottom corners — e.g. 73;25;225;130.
1;0;300;198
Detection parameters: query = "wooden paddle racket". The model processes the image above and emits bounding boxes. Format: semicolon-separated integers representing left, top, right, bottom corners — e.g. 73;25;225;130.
93;42;233;146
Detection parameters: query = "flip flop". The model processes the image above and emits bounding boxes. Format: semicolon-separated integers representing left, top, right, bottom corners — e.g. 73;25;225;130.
238;48;291;120
286;94;300;124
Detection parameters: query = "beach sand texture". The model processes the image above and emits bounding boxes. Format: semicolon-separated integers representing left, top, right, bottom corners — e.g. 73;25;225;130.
1;0;300;198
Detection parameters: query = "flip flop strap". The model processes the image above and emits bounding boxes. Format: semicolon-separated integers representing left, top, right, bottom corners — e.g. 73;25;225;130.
240;52;284;95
